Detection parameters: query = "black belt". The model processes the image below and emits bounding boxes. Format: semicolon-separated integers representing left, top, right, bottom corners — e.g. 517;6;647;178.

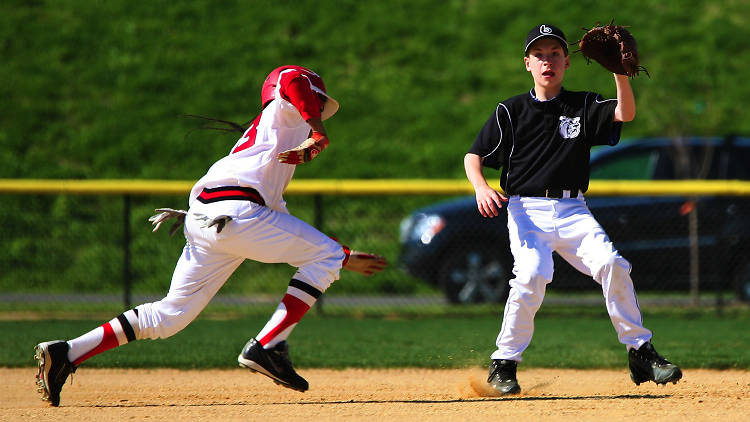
197;186;266;206
517;188;581;199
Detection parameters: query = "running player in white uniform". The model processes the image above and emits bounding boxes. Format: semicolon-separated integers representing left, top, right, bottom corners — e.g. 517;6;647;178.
464;24;682;395
34;65;387;406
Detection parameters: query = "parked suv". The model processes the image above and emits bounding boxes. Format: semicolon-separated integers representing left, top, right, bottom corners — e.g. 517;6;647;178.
398;136;750;303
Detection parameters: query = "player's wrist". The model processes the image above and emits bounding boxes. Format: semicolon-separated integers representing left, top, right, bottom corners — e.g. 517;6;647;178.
310;132;330;150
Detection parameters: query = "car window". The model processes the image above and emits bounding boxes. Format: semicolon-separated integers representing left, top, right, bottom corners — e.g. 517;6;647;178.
590;150;659;180
665;142;723;179
724;147;750;180
655;141;747;180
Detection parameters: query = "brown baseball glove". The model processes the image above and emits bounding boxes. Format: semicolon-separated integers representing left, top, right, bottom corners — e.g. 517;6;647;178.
576;21;648;77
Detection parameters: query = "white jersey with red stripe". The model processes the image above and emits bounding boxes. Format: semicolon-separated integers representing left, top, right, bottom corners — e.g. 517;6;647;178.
188;84;311;214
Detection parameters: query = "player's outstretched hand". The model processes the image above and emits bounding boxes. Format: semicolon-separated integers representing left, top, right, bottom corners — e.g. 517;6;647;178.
475;187;507;218
149;208;187;236
277;132;330;165
343;251;388;276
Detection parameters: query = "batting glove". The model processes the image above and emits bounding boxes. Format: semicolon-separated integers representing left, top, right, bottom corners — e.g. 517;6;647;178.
203;215;232;233
193;213;233;233
277;131;329;165
149;208;187;237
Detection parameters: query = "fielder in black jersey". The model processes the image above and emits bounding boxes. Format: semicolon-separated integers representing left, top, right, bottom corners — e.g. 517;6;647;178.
464;24;682;396
470;89;621;196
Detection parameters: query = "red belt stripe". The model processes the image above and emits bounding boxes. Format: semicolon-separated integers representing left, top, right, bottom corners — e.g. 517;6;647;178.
197;186;265;206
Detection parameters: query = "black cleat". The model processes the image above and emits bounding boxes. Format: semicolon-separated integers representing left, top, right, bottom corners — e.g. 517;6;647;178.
34;341;77;406
487;359;521;395
238;338;308;392
629;342;682;386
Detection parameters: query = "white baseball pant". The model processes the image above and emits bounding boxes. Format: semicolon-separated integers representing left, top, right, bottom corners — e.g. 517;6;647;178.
492;195;653;362
134;201;344;340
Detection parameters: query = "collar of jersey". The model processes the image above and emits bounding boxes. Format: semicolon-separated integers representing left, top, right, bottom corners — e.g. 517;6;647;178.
529;87;565;103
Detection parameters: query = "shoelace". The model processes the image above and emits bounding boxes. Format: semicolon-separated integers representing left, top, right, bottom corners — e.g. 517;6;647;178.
639;347;671;366
487;363;514;383
70;364;77;386
487;366;500;383
651;354;671;366
57;361;77;386
270;346;295;371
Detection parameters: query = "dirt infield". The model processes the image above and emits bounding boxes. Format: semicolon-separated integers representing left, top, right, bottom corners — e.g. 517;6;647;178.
3;367;748;421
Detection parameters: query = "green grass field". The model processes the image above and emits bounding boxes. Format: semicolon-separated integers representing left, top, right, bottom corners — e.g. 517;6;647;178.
5;306;749;370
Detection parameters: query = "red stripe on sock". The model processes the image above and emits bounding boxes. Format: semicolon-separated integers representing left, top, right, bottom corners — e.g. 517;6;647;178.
258;295;311;346
73;322;122;366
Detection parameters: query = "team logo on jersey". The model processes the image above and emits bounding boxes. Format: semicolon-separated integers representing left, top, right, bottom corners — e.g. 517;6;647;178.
558;116;581;139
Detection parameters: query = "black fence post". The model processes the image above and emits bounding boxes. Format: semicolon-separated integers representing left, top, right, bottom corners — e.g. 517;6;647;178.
123;194;132;310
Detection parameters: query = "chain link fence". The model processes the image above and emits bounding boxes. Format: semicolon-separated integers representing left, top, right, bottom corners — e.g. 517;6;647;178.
1;180;749;315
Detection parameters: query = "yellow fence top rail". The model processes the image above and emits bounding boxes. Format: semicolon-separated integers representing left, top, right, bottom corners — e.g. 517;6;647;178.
0;179;749;196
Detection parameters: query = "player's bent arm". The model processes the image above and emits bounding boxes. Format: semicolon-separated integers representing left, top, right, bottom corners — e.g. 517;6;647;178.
464;153;488;189
277;117;330;165
464;153;506;217
329;236;388;276
306;117;326;136
343;250;388;276
613;74;636;122
303;117;330;159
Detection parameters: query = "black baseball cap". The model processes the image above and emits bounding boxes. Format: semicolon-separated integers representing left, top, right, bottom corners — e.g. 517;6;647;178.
524;24;568;56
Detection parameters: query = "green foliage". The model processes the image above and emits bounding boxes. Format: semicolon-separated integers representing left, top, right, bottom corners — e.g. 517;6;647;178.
3;1;750;295
5;307;749;368
3;0;750;180
0;193;443;295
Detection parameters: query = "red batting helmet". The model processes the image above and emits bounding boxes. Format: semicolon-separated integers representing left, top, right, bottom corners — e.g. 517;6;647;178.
260;65;340;120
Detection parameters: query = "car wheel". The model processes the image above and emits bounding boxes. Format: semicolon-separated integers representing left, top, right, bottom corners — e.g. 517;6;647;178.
437;244;510;304
733;261;750;303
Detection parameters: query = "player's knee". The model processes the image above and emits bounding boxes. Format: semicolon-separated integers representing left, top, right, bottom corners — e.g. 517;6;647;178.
509;261;552;302
135;300;195;340
295;244;346;292
592;253;631;282
602;253;631;273
514;255;554;283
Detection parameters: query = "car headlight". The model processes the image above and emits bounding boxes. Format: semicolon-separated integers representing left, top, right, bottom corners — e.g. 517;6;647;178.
398;216;415;243
399;213;446;245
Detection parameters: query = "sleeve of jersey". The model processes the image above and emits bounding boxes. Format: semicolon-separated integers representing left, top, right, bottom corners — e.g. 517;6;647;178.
278;72;322;121
468;107;504;170
587;93;622;146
